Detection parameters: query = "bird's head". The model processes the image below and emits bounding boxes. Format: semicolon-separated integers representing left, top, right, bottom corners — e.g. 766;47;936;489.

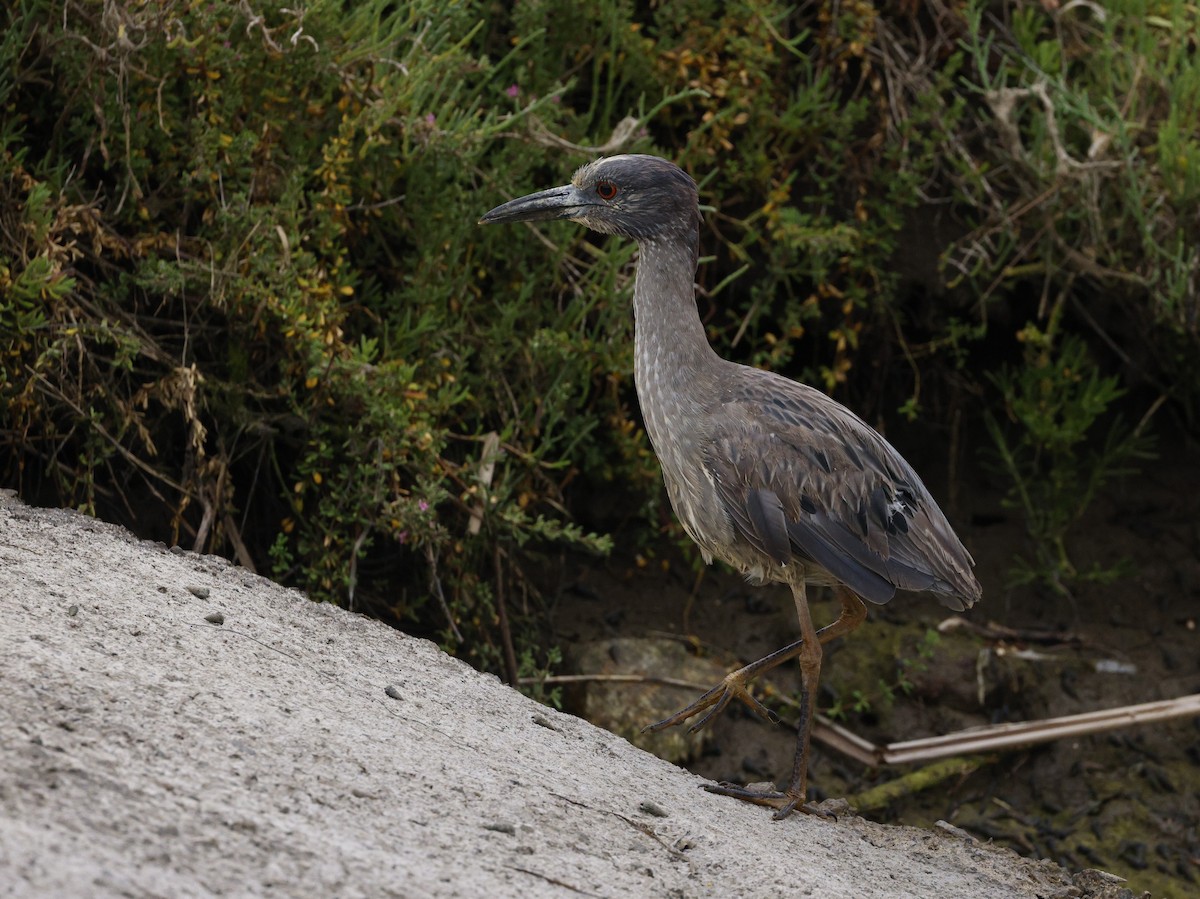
479;154;700;243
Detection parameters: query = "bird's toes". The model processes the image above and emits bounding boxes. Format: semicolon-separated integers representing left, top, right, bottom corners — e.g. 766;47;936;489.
772;800;834;822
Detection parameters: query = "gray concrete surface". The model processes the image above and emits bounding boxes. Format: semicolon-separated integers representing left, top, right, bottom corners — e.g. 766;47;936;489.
0;493;1132;897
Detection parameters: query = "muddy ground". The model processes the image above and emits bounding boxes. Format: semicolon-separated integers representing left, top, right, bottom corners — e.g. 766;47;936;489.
549;444;1200;899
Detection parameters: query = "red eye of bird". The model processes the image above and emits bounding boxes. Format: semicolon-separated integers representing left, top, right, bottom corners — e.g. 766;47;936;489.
595;180;618;200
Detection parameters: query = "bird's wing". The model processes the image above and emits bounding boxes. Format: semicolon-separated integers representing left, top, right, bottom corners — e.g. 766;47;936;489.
704;371;979;609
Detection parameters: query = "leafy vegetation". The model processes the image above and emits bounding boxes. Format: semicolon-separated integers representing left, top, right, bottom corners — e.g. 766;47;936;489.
1;0;1195;677
824;627;944;722
984;325;1154;592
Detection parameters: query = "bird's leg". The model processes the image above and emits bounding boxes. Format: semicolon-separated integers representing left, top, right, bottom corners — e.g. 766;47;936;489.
703;585;866;820
644;585;866;736
770;594;823;818
643;638;804;734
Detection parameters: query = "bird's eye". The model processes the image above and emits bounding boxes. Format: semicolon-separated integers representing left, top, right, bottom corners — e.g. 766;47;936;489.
595;180;618;200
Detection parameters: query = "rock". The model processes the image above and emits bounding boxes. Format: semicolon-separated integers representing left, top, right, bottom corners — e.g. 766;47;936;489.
565;637;731;763
0;493;1122;899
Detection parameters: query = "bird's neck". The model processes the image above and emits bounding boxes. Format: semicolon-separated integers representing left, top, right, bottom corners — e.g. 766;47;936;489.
632;235;722;420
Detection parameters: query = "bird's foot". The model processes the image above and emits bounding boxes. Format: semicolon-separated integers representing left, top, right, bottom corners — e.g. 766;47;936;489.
642;672;777;735
702;782;836;822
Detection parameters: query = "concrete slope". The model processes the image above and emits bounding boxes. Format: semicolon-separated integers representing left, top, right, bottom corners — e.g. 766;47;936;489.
0;493;1128;898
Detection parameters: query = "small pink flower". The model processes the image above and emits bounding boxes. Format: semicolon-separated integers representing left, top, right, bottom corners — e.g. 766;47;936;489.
505;84;519;99
397;531;408;544
418;500;429;512
425;113;435;124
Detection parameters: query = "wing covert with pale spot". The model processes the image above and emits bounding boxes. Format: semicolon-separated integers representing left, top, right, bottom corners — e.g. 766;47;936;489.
703;370;980;610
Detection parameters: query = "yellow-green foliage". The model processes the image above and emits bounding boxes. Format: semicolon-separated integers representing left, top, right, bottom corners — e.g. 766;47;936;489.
952;0;1200;345
1;0;1196;673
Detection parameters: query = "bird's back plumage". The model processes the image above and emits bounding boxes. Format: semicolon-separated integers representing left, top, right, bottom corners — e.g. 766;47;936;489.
691;364;980;611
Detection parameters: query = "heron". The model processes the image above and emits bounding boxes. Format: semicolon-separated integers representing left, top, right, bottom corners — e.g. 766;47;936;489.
479;155;981;820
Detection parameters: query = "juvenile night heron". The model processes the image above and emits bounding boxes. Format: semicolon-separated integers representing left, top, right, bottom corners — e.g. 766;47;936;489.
480;155;981;819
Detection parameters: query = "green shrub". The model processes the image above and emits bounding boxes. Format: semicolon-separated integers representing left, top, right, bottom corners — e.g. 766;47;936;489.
1;0;1195;681
984;324;1154;592
948;0;1199;388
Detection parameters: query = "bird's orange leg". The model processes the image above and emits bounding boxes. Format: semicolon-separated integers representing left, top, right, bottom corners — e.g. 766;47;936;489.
702;584;868;819
644;585;866;737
